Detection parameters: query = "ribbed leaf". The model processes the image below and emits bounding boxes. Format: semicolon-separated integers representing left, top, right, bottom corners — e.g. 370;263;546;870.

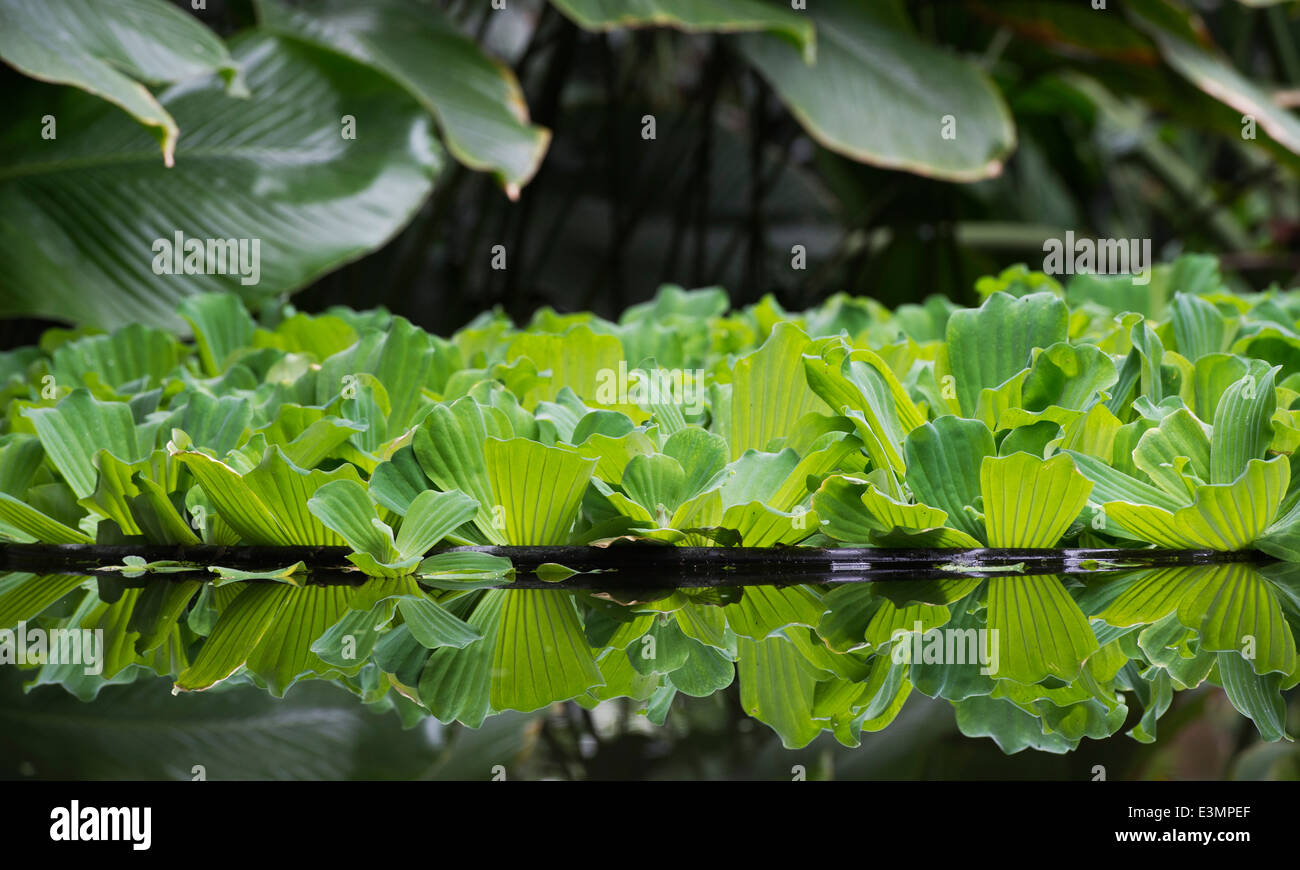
257;0;548;195
0;0;240;164
180;446;363;545
1105;456;1289;550
1171;292;1232;361
737;635;823;749
0;573;87;629
903;416;995;543
1177;563;1296;677
490;591;603;712
729;322;828;459
1209;364;1276;485
175;583;291;691
1132;407;1210;503
245;585;355;696
24;390;145;499
484;437;595;545
413;398;513;544
418;589;503;728
981;452;1092;548
946;292;1068;417
986;575;1099;683
1216;651;1290;742
178;293;255;376
724;584;823;640
0;34;439;329
396;595;481;650
0;493;93;543
307;479;399;562
394;489;479;560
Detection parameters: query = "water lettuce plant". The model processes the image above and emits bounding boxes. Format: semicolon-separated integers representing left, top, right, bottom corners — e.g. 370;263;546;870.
2;253;1299;752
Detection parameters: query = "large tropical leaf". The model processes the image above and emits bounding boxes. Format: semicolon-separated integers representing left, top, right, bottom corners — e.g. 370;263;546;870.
550;0;815;60
736;0;1015;181
0;0;241;165
0;33;440;329
256;0;548;196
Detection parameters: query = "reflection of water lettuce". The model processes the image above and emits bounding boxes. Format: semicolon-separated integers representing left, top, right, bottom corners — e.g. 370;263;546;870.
0;252;1299;749
0;562;1295;755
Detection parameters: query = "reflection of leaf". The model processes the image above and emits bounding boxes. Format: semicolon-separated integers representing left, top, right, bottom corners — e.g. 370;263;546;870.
986;575;1098;684
737;635;823;750
1178;564;1296;677
490;590;603;713
0;669;529;781
1216;651;1290;743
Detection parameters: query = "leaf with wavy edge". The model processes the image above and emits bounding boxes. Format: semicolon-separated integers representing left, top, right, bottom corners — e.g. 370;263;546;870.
737;635;824;749
1209;364;1277;485
1103;456;1289;550
0;0;242;165
904;416;994;543
1132;407;1210;503
729;322;829;460
484;437;596;546
987;575;1099;684
23;389;147;500
178;445;363;546
490;590;603;712
1177;563;1296;677
981;452;1092;548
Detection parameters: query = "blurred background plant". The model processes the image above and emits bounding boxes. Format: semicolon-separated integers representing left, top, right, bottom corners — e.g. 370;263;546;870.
3;666;1297;780
2;0;1300;342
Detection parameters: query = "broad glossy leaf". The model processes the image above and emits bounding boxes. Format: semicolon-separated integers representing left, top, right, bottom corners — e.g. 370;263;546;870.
0;0;240;164
552;0;814;60
0;34;440;329
737;0;1014;181
257;0;547;195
